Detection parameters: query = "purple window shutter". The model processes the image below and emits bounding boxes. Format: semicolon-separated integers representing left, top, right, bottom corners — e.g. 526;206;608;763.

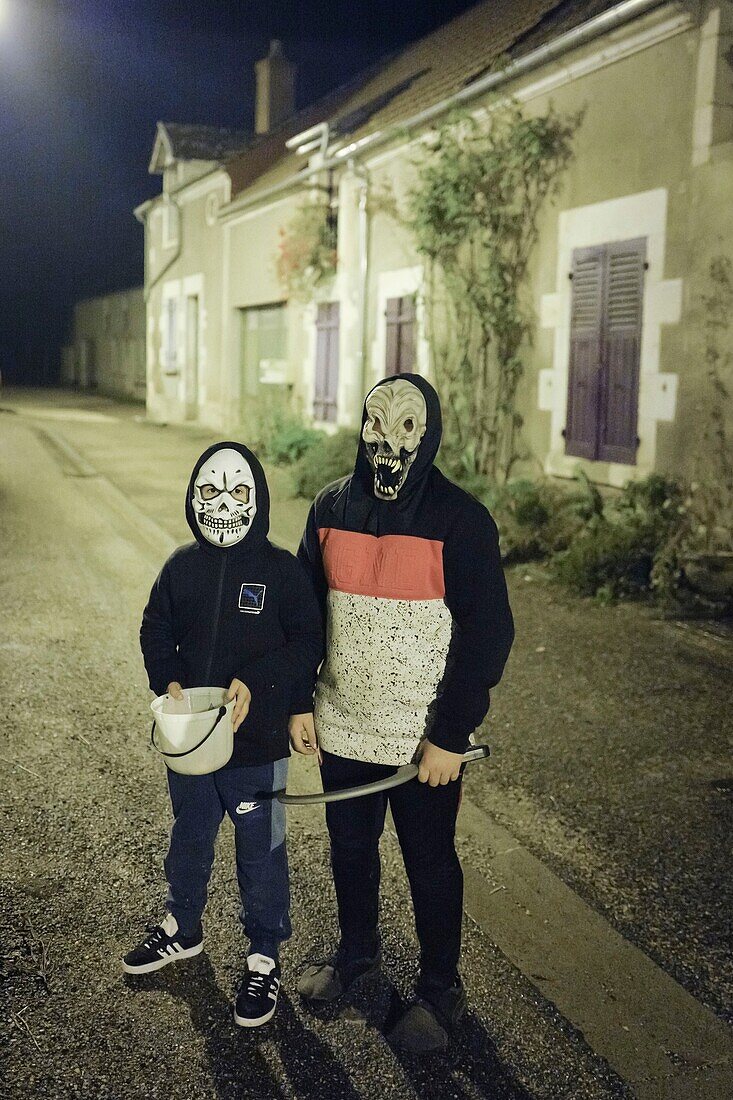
314;302;339;422
398;295;416;373
385;297;401;374
565;246;604;460
598;239;645;465
385;296;417;374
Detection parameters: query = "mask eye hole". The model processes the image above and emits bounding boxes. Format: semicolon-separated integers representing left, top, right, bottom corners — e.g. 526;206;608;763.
404;418;414;433
232;484;251;503
200;484;220;501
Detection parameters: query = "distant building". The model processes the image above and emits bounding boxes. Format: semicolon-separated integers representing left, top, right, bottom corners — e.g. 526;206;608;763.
135;3;733;487
63;287;146;401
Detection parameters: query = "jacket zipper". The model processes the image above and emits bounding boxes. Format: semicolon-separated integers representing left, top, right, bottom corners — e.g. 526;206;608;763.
204;554;227;685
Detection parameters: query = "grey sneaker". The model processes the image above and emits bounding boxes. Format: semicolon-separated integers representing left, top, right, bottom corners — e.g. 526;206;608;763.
297;947;381;1003
388;979;468;1054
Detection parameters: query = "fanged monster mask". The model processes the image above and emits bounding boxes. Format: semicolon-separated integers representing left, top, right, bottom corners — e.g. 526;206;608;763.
362;379;428;500
192;448;257;547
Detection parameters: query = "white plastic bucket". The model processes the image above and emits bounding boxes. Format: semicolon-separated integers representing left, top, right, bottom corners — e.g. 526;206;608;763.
150;687;234;775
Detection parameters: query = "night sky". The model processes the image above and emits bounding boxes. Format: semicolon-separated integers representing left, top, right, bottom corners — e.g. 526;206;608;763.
0;0;477;384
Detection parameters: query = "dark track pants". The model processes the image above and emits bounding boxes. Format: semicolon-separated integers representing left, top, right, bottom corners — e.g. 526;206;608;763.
164;759;290;959
321;750;464;997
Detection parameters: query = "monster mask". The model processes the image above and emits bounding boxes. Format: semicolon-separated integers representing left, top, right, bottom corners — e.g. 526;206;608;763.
362;378;428;500
191;447;257;547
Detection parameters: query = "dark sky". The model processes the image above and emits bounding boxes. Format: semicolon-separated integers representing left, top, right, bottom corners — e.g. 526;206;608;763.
0;0;476;383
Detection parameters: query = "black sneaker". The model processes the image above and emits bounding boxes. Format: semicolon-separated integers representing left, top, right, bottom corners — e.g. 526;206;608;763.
388;979;468;1054
233;954;281;1028
121;913;203;975
297;945;381;1003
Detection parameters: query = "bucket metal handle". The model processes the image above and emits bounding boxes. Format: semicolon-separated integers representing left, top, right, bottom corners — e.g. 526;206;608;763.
150;704;228;760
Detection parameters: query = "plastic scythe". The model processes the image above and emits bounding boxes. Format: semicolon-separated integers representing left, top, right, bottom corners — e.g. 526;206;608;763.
275;744;490;805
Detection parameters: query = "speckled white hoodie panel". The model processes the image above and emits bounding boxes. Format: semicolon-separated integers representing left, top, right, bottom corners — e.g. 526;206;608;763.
314;589;454;764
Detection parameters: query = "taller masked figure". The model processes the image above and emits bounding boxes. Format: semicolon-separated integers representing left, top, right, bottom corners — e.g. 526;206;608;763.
295;374;514;1052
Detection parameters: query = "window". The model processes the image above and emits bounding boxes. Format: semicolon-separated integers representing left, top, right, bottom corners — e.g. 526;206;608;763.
313;302;340;422
564;238;646;464
385;295;416;374
163;200;180;249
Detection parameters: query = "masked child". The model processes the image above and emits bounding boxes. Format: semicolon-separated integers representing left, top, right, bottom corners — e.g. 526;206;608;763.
123;442;323;1029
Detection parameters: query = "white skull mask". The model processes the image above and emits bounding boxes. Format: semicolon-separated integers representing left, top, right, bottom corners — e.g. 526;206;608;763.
192;448;257;547
362;379;427;500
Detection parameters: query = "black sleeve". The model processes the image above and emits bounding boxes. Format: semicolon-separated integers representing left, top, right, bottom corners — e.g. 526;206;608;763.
139;563;185;697
429;505;514;754
241;553;324;715
296;501;329;632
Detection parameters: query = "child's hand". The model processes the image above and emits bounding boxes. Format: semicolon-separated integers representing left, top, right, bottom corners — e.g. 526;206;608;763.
167;682;184;700
227;678;252;732
289;713;322;764
416;740;463;786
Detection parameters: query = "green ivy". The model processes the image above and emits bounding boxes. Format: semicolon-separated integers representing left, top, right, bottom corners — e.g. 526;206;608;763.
399;101;582;483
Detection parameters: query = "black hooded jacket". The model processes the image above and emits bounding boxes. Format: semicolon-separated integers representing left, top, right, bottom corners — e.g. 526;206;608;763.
140;441;324;767
298;374;514;762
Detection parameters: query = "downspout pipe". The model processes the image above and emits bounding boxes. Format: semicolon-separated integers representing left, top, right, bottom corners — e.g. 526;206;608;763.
219;0;673;219
348;159;371;405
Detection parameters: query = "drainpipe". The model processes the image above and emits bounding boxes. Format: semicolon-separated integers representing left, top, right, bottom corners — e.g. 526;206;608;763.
219;0;674;220
348;159;371;406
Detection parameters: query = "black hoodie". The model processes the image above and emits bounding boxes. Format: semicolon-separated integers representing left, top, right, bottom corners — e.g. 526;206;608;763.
297;374;514;764
140;441;324;767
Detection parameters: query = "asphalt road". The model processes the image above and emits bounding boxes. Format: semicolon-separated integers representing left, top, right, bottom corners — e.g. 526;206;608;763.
1;390;731;1099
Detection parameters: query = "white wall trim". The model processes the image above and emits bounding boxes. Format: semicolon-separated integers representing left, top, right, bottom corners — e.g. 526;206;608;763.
539;188;683;486
182;274;206;409
370;266;428;386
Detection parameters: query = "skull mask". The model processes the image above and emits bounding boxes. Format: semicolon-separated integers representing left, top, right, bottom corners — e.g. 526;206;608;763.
362;379;427;500
191;448;257;547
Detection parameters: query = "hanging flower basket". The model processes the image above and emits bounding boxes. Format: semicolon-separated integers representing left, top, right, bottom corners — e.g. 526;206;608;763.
276;203;337;301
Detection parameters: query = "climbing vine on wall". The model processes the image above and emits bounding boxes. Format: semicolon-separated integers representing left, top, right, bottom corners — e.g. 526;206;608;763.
275;201;337;301
399;101;582;485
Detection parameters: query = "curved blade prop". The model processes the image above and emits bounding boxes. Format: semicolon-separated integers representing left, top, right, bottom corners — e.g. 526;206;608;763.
277;744;490;805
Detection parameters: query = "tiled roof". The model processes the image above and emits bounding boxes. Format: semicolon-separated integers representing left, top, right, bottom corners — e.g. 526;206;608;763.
161;123;251;163
228;0;601;201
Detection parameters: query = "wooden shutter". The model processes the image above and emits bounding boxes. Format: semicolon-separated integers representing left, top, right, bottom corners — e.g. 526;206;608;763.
565;246;604;459
598;239;645;464
385;295;416;374
314;302;339;422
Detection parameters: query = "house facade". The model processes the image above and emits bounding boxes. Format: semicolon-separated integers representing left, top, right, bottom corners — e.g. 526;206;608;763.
62;287;146;401
136;1;733;486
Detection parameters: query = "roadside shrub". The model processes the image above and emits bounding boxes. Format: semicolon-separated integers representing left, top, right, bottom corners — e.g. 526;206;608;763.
550;475;685;601
552;519;658;600
268;422;324;466
292;429;360;499
485;475;602;562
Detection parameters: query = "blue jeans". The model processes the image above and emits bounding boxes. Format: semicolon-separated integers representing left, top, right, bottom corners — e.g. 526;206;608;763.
164;759;290;959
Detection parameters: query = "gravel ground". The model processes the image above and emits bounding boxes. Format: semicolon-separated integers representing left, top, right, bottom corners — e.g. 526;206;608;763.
0;414;633;1098
16;387;729;1029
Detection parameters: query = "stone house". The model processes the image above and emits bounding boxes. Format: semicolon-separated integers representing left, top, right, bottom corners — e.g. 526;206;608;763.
136;1;733;487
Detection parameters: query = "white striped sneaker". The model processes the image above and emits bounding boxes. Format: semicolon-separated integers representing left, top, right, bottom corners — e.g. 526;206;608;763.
233;954;281;1027
121;913;203;975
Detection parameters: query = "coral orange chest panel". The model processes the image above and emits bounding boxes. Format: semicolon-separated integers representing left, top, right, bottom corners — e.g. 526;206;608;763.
318;527;445;601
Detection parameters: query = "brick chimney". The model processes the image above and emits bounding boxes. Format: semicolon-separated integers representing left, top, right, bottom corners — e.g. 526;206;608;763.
255;40;296;135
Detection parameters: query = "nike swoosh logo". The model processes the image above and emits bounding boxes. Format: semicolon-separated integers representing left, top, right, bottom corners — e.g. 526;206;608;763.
235;802;259;815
